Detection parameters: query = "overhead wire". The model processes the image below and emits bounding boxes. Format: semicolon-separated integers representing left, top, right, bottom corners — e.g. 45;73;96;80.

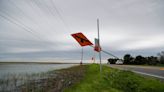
0;12;42;40
31;0;59;32
37;0;70;32
0;0;60;41
50;0;71;32
13;0;64;49
0;9;54;49
42;0;56;17
28;0;57;33
33;0;53;16
7;0;36;24
0;0;72;58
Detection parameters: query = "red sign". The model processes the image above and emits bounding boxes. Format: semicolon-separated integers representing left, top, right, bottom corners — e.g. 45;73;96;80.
94;46;101;52
71;32;93;46
94;38;101;52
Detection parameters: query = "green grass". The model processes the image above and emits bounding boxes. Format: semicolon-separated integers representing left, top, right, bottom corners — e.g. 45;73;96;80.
64;64;164;92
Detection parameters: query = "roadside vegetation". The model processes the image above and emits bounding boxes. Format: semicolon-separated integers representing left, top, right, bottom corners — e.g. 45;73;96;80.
108;51;164;66
1;64;164;92
0;65;86;92
64;64;164;92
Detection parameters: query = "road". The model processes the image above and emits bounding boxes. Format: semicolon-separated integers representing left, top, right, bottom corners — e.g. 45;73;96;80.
108;64;164;80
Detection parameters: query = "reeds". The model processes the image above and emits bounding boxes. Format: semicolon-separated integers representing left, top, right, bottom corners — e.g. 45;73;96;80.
0;71;57;92
0;65;85;92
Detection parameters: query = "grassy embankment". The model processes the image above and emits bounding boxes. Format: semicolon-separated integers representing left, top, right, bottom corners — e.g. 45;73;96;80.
64;64;164;92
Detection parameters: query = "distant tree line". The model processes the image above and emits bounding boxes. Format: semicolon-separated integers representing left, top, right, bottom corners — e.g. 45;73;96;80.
123;54;159;65
108;51;164;65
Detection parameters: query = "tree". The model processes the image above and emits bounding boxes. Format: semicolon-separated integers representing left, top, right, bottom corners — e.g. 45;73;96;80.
107;58;118;64
157;51;164;64
147;56;159;65
123;54;133;64
134;55;146;65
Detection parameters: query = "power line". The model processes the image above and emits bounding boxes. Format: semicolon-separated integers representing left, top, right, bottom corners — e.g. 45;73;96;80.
33;0;54;16
0;12;41;40
0;11;59;49
7;0;36;24
30;0;58;32
50;0;71;32
0;0;73;52
0;9;54;44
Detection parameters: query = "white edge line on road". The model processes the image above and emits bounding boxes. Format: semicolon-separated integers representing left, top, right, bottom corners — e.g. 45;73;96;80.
133;70;164;79
108;65;164;80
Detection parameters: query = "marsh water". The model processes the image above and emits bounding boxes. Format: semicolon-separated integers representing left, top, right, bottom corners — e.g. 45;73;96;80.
0;63;76;79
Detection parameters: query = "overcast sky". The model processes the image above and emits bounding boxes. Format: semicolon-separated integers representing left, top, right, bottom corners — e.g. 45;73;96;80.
0;0;164;62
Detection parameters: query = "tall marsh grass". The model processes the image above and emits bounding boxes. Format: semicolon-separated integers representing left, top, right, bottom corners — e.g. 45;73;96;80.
0;71;57;92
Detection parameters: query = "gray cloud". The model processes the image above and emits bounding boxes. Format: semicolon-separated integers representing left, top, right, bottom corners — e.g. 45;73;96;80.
0;0;164;62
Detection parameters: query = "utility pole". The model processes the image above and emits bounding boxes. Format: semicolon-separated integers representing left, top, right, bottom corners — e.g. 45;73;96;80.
97;19;102;73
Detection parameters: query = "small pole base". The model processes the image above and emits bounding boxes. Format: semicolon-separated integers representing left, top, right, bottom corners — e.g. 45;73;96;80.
80;61;82;65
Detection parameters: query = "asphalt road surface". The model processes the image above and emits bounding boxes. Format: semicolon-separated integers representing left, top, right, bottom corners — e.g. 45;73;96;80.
108;64;164;80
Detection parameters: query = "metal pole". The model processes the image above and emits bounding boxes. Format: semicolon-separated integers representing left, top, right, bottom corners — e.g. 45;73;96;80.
97;19;102;73
93;50;95;63
81;47;83;65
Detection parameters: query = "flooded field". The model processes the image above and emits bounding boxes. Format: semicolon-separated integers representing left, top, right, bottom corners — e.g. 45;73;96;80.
0;63;77;91
0;63;76;79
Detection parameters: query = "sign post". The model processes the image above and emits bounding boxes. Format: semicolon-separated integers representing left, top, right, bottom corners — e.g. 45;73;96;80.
80;47;83;65
71;32;93;64
93;50;95;63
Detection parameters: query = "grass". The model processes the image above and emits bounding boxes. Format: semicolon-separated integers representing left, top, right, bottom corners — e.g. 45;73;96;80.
145;64;164;67
64;64;164;92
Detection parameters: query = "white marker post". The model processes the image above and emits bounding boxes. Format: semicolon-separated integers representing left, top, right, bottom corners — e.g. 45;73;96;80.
97;19;102;73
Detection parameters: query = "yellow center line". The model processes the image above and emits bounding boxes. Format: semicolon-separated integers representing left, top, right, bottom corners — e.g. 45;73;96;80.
160;68;164;70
